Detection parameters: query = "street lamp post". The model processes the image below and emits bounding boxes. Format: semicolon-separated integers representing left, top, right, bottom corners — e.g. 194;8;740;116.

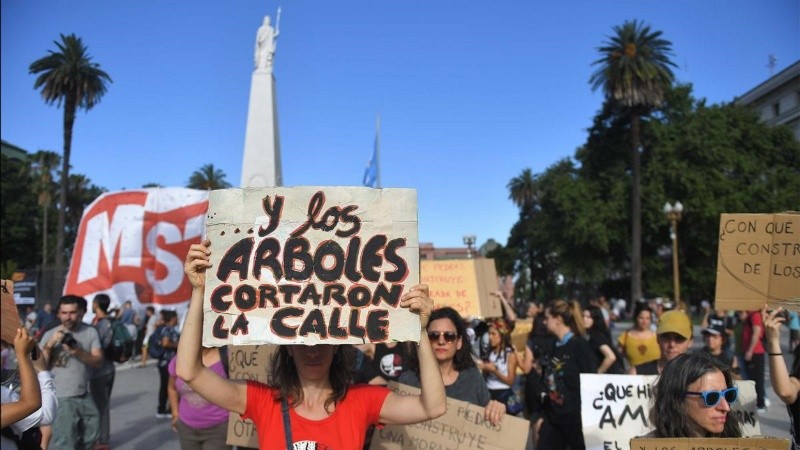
462;234;476;258
663;201;684;311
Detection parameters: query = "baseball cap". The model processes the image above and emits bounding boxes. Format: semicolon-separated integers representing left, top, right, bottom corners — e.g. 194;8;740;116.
707;316;726;330
657;310;692;339
702;322;725;336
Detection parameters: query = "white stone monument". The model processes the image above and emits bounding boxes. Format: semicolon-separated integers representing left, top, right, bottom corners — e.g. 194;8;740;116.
241;8;282;188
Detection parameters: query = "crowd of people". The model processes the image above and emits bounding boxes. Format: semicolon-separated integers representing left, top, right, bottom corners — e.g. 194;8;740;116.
2;255;798;450
1;293;184;450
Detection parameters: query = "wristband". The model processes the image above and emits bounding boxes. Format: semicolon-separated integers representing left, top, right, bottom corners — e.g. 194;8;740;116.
769;352;783;356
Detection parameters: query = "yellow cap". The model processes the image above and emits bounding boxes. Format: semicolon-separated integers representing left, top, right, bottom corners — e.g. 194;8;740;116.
656;310;692;339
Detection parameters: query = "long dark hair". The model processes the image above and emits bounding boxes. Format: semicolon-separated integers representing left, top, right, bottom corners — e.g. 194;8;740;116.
650;351;742;438
584;304;611;340
269;345;355;413
407;307;476;375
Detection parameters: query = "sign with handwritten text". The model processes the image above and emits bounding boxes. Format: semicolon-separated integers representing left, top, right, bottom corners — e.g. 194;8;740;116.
715;213;800;311
203;187;420;346
420;258;501;318
370;382;529;450
225;344;276;447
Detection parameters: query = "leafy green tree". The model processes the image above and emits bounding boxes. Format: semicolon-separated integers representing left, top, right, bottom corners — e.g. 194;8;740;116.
187;164;232;190
589;20;676;304
29;33;112;278
30;150;61;268
142;182;163;188
0;154;40;269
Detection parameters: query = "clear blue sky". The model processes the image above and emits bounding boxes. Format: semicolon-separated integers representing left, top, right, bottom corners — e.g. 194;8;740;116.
2;1;798;249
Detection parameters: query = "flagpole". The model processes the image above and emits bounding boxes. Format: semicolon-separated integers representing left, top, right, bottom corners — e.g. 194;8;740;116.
375;113;381;189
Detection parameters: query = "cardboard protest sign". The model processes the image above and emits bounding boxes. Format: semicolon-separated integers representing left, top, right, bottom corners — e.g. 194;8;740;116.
715;213;800;311
204;187;420;346
64;188;209;309
630;437;789;450
581;374;760;450
370;382;530;450
420;258;501;318
225;344;276;447
1;280;23;344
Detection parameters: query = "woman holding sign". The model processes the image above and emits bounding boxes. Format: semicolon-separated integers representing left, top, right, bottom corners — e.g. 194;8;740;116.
399;306;507;425
177;241;446;450
648;351;742;438
763;305;800;448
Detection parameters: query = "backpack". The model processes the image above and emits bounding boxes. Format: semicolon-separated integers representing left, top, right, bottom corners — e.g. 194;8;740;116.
148;326;166;359
103;318;134;363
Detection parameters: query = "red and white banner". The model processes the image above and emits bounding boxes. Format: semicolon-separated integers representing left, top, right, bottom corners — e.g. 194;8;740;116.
64;188;209;310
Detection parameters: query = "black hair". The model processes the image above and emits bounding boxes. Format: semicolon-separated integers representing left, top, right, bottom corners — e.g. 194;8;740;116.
650;351;742;438
584;304;612;340
59;294;88;313
269;345;355;413
93;294;111;313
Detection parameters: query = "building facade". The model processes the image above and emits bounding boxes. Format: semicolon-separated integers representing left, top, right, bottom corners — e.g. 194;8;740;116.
737;60;800;140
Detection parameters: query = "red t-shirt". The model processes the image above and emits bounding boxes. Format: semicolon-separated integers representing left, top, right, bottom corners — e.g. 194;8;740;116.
742;311;765;354
242;381;390;450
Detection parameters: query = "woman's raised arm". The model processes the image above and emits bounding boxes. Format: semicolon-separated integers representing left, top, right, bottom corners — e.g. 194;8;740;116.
176;241;247;415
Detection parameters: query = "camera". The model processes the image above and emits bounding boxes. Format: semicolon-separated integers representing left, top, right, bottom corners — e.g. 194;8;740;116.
62;332;78;348
769;309;792;322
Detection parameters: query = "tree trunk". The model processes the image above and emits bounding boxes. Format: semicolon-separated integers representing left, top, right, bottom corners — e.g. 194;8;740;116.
55;96;76;286
41;204;48;268
529;249;536;302
630;112;643;304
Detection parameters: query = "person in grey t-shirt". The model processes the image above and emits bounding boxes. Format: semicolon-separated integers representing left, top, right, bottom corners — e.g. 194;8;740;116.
399;306;506;425
40;295;103;450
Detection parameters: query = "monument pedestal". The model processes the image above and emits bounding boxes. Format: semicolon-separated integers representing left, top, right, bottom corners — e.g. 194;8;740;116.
240;70;282;188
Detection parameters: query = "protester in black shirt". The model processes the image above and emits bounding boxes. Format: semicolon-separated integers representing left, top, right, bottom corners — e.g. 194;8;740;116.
538;299;598;450
583;305;624;374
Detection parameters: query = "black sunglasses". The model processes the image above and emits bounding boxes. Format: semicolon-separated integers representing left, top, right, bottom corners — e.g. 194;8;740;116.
684;387;738;407
427;331;458;343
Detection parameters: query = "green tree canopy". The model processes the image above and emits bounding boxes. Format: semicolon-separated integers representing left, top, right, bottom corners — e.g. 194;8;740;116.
589;19;677;304
187;163;232;190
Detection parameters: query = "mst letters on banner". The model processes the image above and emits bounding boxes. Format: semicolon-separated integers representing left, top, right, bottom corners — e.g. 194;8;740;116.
715;213;800;311
203;187;420;346
581;374;760;450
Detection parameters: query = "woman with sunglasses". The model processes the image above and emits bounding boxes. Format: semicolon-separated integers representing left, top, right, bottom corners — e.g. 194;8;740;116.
648;351;742;438
399;307;506;425
177;241;446;449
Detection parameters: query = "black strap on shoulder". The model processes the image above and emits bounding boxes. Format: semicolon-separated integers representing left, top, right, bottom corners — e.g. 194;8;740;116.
281;398;293;449
219;345;229;377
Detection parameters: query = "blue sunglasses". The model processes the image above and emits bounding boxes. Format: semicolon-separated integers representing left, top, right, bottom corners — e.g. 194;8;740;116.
684;386;738;407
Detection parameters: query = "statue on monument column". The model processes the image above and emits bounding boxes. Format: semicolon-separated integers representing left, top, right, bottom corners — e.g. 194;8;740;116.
254;9;280;72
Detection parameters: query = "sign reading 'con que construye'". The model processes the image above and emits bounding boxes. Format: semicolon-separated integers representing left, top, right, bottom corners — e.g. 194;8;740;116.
202;187;420;346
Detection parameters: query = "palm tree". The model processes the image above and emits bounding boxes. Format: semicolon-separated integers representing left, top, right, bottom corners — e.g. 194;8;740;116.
507;168;537;215
187;164;232;190
29;33;112;278
589;20;675;304
30;150;61;268
507;168;540;301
